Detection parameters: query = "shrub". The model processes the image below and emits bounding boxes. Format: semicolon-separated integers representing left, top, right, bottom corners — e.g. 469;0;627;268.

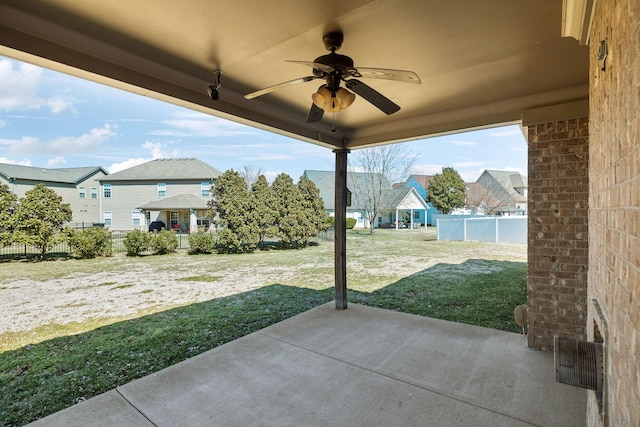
123;229;151;256
323;217;356;229
150;229;178;254
188;231;216;254
67;227;112;258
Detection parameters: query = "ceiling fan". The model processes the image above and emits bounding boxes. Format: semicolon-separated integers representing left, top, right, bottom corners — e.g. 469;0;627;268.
244;32;421;123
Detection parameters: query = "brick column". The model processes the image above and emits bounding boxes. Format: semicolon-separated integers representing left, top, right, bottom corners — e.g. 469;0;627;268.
527;118;589;349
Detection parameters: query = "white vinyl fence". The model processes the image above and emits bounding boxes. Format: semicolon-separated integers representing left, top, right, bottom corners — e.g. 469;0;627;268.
436;216;527;244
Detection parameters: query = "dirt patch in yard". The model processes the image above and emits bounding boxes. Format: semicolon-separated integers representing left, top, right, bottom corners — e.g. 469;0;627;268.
0;231;526;336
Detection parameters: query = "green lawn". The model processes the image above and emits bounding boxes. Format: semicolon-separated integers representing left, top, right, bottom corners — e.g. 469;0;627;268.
0;229;527;426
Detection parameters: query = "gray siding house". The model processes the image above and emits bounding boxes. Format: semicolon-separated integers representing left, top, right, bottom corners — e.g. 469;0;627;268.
98;158;221;232
476;170;527;215
0;163;107;224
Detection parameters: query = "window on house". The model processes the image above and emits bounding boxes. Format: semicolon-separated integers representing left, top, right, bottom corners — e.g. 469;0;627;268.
201;182;210;197
170;211;179;229
157;183;166;197
78;186;86;198
132;210;142;226
414;211;420;219
145;211;151;225
103;211;112;226
197;212;211;227
103;183;111;198
91;187;98;199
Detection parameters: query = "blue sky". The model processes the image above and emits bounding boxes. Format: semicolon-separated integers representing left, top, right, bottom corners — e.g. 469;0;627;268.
0;56;527;183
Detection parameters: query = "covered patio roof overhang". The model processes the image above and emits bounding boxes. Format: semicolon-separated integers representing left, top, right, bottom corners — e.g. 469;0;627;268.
0;1;590;306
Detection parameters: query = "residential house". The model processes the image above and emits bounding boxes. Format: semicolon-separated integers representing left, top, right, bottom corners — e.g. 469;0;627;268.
402;174;441;225
98;158;221;232
0;163;107;225
475;170;527;215
304;170;428;229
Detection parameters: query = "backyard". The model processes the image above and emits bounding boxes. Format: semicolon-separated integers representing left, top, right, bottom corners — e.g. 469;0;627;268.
0;228;527;426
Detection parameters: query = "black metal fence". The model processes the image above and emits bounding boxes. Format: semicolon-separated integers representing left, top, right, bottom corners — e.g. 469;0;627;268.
0;231;192;257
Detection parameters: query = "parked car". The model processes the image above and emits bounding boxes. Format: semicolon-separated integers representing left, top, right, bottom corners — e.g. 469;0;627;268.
148;221;166;232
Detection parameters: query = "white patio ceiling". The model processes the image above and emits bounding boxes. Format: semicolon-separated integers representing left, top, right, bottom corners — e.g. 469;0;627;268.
0;0;589;150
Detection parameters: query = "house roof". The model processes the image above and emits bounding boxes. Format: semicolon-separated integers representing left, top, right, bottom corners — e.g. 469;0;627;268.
137;194;210;211
380;187;429;211
102;158;222;182
0;1;589;150
409;175;435;190
304;170;427;212
0;163;106;184
465;182;487;202
304;170;392;211
478;170;527;205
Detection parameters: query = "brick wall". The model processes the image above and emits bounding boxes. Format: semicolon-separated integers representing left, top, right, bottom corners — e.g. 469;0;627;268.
527;118;589;350
588;0;640;425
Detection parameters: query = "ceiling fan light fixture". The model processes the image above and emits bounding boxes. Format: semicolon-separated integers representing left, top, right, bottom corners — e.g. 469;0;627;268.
312;85;355;112
336;87;355;109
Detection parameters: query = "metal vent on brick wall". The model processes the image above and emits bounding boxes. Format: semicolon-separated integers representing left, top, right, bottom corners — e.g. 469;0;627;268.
554;336;603;395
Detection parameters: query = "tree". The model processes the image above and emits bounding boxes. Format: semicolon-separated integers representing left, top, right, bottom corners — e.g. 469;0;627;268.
297;175;329;239
238;164;264;190
0;183;18;246
426;167;467;214
210;170;259;253
12;183;72;255
350;144;418;234
465;183;502;215
271;173;307;247
251;175;277;245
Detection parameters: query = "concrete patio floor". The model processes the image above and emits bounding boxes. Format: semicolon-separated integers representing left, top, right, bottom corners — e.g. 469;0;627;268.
29;303;586;426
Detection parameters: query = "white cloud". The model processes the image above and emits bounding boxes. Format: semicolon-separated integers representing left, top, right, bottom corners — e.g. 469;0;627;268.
0;157;31;166
413;163;444;175
0;60;75;114
107;141;179;173
262;171;280;183
47;156;66;166
452;160;484;168
488;128;522;137
451;140;477;147
108;157;148;173
459;169;486;182
155;111;256;138
7;124;116;155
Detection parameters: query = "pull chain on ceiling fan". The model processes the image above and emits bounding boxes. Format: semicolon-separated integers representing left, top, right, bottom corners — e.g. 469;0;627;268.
244;32;421;123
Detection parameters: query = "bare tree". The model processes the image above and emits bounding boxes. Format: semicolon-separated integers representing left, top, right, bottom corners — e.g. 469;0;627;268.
467;183;509;215
238;164;264;190
350;144;418;234
465;183;502;215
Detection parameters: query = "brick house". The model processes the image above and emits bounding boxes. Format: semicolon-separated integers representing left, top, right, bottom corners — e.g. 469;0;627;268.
0;163;107;225
2;1;639;424
98;158;221;232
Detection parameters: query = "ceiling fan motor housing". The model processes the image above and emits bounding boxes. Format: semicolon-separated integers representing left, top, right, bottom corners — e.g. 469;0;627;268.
313;53;354;76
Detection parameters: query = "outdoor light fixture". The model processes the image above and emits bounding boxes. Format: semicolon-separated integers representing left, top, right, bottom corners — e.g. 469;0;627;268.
311;85;355;112
207;69;222;101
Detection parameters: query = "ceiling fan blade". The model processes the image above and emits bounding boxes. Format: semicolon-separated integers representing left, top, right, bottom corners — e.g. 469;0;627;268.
306;103;325;123
244;76;318;99
345;79;401;115
349;67;421;84
286;60;335;74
